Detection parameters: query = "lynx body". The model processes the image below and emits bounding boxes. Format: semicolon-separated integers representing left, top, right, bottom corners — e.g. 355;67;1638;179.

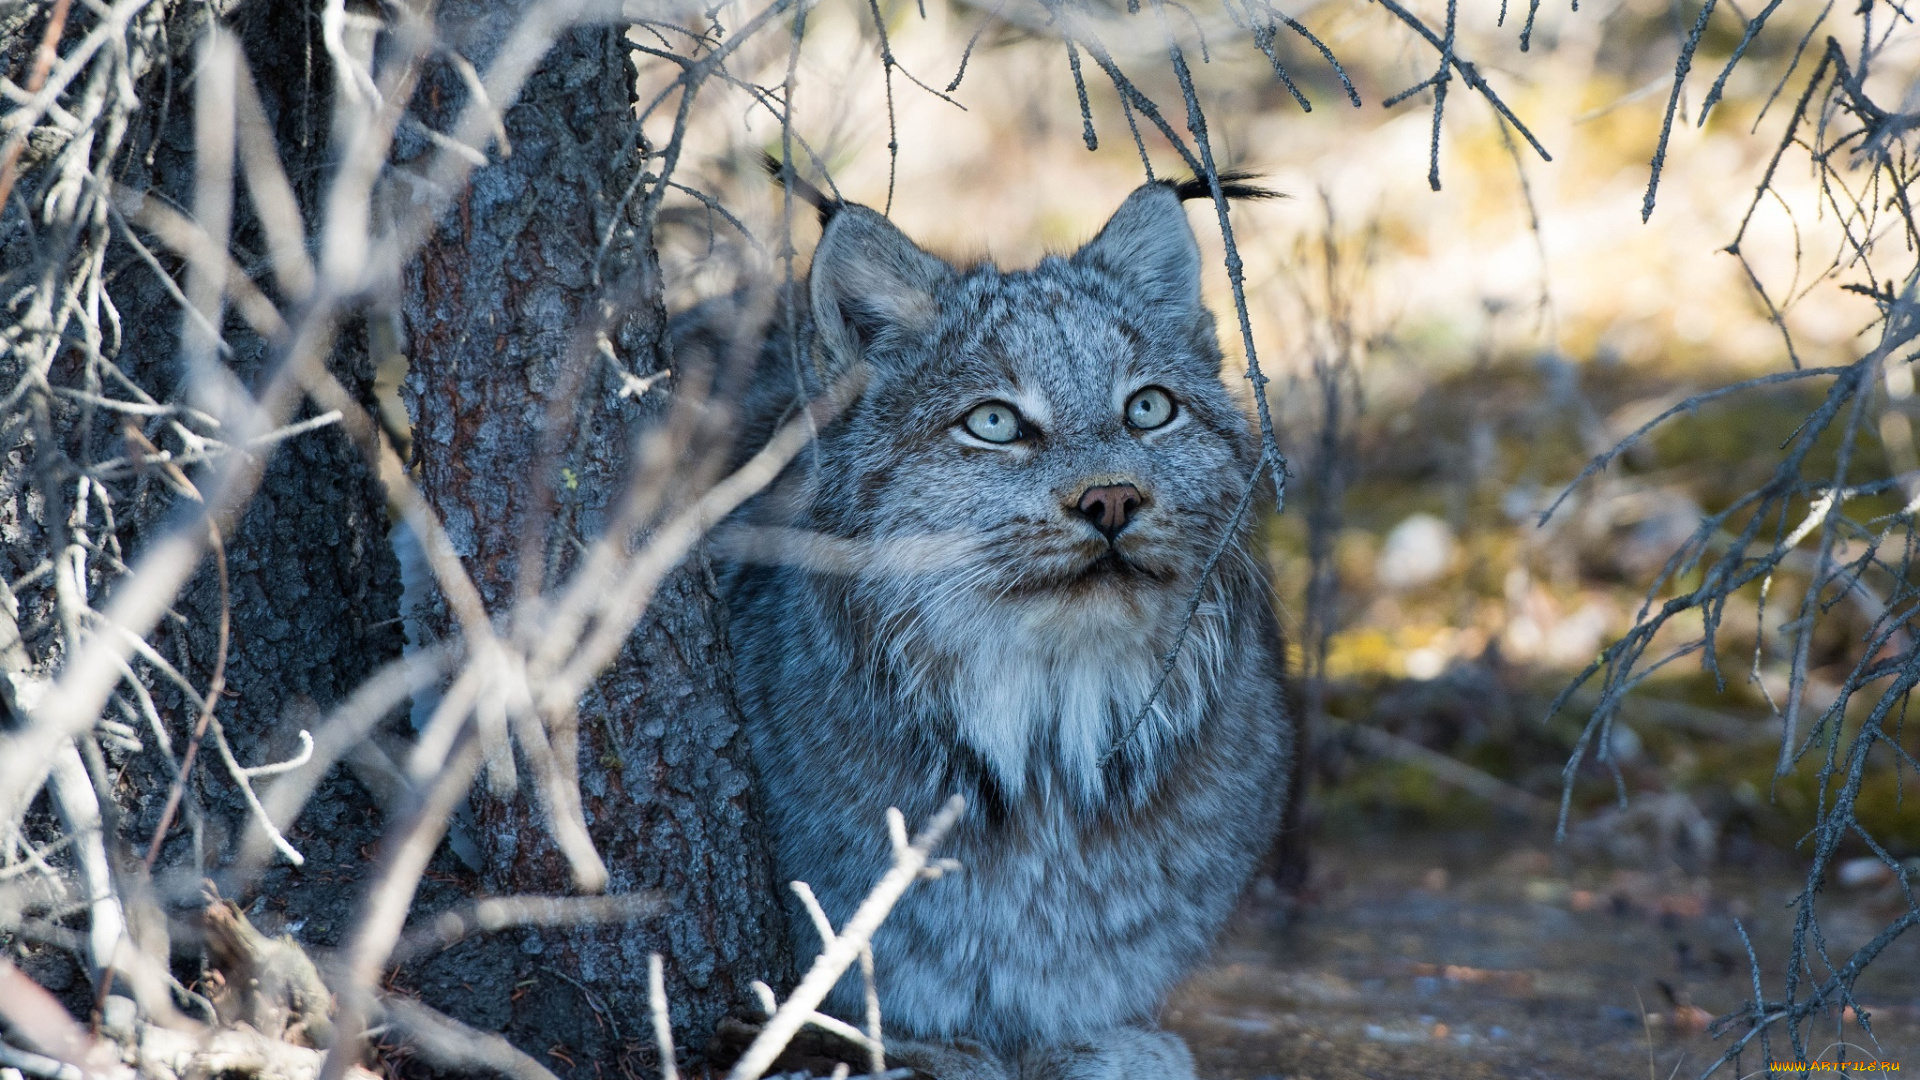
703;183;1291;1079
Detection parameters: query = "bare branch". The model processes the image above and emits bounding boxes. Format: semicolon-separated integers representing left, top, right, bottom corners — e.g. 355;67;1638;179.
726;797;966;1080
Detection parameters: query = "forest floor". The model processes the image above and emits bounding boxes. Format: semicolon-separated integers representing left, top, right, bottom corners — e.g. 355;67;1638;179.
1167;829;1920;1080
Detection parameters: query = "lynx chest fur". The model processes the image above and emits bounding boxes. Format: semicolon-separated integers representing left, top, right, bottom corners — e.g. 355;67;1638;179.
703;181;1292;1077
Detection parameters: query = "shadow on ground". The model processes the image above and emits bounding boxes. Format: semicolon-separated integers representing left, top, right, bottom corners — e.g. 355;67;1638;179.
1169;831;1920;1080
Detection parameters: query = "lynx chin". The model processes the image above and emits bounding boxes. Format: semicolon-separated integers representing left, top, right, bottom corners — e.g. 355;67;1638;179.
686;180;1293;1080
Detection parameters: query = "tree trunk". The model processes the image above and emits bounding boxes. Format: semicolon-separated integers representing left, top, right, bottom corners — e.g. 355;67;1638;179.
2;0;786;1063
1;0;404;1009
135;0;407;945
398;8;791;1073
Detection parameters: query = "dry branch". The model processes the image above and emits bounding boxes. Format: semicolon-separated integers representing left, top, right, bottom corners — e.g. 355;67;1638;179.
726;798;966;1080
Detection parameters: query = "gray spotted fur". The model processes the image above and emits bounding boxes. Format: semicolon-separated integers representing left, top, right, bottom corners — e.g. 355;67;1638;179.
690;183;1292;1078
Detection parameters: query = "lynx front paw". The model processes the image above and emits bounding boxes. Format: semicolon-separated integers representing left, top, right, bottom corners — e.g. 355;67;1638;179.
1014;1026;1196;1080
887;1037;1016;1080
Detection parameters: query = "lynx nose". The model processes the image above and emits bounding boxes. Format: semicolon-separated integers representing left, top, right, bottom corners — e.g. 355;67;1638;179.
1075;484;1143;538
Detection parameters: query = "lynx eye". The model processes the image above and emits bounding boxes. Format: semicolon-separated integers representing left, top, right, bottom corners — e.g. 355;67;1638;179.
1125;386;1176;430
962;401;1023;444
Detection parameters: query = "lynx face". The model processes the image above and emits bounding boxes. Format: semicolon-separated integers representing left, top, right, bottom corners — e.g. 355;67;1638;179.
809;231;1254;601
753;185;1264;802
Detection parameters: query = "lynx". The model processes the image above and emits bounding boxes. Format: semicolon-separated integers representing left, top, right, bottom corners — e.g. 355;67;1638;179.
692;179;1292;1080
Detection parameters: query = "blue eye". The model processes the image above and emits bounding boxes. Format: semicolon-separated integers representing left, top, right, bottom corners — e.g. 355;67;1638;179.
1126;387;1175;430
963;401;1023;443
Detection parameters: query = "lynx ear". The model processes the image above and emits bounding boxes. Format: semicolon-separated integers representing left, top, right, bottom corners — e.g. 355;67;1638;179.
808;206;952;379
1072;183;1202;316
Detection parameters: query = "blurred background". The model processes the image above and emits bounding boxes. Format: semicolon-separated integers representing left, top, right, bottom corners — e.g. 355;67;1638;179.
638;0;1920;873
634;0;1920;1071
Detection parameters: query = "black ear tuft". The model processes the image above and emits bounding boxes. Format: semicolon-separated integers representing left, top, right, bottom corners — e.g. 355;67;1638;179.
761;153;844;228
1164;171;1284;204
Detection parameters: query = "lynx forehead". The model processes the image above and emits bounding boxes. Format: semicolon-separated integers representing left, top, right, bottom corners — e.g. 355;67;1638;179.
706;179;1291;1079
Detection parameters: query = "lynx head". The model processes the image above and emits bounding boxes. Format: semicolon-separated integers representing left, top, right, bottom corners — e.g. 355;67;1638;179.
744;182;1268;801
799;182;1258;599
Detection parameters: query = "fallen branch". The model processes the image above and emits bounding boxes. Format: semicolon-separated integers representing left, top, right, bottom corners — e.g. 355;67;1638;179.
1334;719;1555;820
379;996;559;1080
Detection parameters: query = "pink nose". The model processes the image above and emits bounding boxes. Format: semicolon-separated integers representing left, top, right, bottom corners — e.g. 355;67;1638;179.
1076;484;1143;537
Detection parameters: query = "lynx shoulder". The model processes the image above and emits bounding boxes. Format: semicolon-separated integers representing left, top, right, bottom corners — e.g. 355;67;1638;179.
684;181;1293;1080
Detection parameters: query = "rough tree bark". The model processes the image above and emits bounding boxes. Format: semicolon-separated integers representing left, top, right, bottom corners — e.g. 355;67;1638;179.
1;0;404;1009
398;6;791;1073
4;1;787;1069
131;0;407;947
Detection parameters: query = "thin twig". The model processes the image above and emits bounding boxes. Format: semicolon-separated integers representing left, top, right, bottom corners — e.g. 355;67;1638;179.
726;798;965;1080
